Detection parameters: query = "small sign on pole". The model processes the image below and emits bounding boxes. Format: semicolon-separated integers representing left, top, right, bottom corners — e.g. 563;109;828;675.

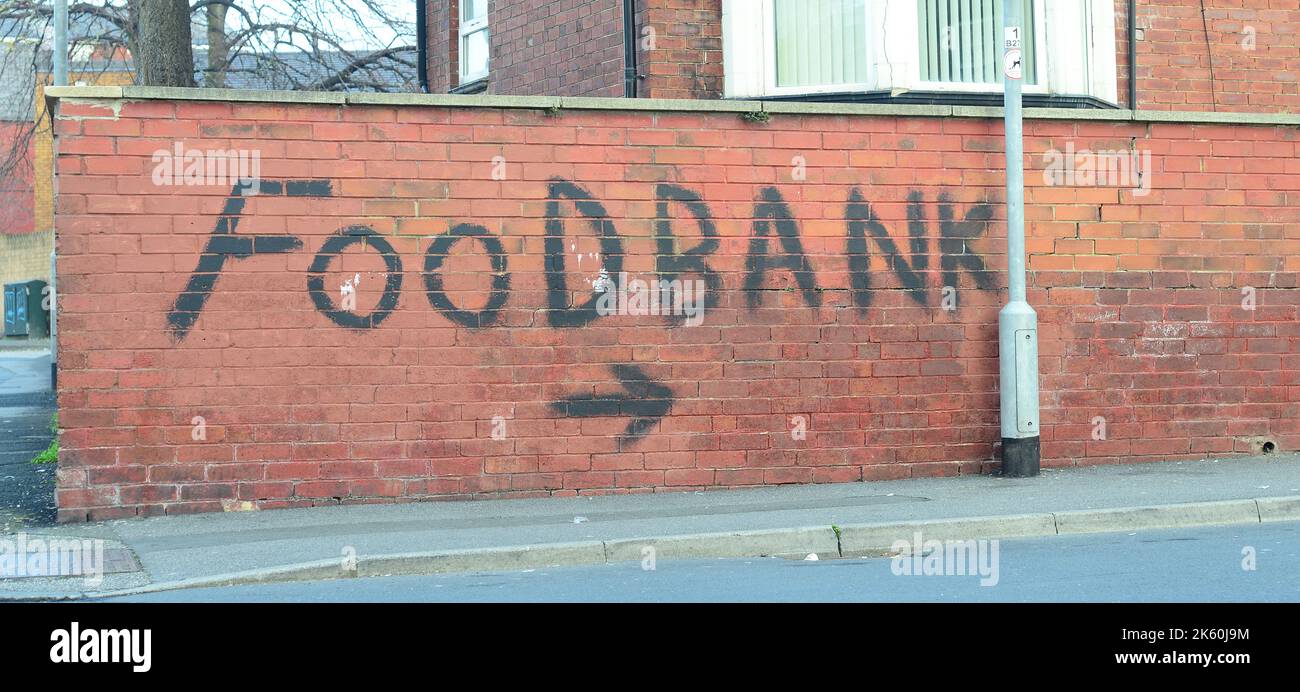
1003;26;1022;80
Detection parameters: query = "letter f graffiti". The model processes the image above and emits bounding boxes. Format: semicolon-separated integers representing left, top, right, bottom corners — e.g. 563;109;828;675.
167;180;328;340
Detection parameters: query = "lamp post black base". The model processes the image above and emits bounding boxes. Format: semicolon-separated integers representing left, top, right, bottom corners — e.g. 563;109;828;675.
1000;436;1040;477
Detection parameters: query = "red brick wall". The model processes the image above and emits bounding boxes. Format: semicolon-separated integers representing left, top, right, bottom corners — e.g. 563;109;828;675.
51;96;1300;521
1136;0;1300;112
1115;0;1134;108
426;0;627;96
636;0;722;99
0;121;35;235
489;0;626;96
426;0;456;93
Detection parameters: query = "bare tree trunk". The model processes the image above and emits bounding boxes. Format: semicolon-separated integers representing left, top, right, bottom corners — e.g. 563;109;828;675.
205;2;228;87
134;0;194;87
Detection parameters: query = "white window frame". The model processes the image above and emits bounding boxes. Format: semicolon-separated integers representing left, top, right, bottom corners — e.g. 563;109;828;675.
759;0;877;98
459;0;489;83
900;0;1049;94
724;0;1118;103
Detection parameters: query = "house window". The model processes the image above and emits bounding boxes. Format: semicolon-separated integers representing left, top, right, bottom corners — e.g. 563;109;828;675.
773;0;869;89
915;0;1037;85
724;0;1117;103
459;0;489;83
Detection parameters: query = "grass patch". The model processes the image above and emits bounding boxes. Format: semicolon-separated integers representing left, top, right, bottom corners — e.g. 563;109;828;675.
30;413;57;465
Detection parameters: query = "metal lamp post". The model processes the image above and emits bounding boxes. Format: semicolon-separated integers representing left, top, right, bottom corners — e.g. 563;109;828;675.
998;0;1040;476
50;0;68;388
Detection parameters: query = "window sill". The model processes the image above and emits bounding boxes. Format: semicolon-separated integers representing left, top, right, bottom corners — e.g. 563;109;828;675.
751;90;1120;110
451;77;488;95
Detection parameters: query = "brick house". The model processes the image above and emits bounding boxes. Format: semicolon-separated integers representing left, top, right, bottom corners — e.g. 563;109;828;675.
422;0;1297;111
45;0;1299;520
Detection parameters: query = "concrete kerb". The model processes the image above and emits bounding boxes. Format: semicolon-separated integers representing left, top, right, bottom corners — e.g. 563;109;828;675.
836;513;1058;555
4;495;1295;601
1052;499;1263;534
1252;496;1300;523
604;525;840;562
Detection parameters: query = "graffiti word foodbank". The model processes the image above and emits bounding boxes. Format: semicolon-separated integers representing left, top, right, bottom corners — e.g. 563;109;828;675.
0;533;104;587
151;142;260;192
50;622;151;672
168;179;999;340
889;531;1000;586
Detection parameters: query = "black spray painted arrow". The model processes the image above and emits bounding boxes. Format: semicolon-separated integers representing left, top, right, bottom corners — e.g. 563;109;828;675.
549;364;673;444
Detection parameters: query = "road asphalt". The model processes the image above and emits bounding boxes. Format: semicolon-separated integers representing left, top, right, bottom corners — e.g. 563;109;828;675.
0;350;56;529
105;521;1300;602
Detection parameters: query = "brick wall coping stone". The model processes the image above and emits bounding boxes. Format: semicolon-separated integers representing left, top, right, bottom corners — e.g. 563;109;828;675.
45;85;1300;128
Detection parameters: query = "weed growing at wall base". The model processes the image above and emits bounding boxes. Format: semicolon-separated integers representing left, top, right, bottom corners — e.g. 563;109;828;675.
30;413;58;464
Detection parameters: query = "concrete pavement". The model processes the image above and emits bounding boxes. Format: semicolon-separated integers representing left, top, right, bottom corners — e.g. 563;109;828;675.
2;451;1299;599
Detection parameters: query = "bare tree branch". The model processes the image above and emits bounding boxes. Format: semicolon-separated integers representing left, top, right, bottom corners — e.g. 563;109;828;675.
0;0;418;198
308;44;416;91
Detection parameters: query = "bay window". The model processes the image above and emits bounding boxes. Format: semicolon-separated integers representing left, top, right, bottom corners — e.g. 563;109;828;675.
724;0;1117;104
